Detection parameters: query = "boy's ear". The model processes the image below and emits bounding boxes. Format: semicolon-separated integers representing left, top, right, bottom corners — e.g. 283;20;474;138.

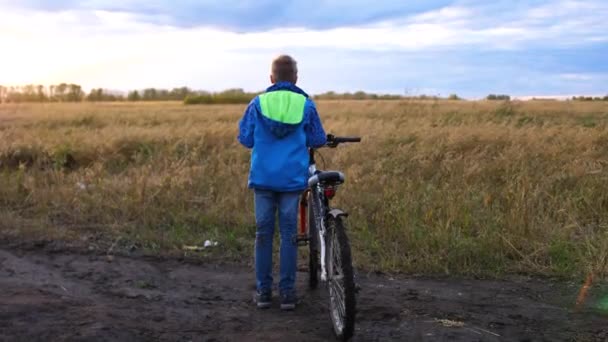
270;75;276;84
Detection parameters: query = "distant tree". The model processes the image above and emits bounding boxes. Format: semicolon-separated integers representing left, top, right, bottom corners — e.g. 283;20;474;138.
123;87;196;101
448;94;461;100
487;94;510;101
379;94;400;100
184;88;259;105
36;85;47;102
314;91;338;100
6;86;18;103
353;91;367;100
158;89;170;100
66;84;84;102
572;96;608;101
86;88;123;102
128;90;141;101
87;88;103;102
170;87;191;100
143;88;158;101
314;90;406;101
23;85;37;102
55;83;68;101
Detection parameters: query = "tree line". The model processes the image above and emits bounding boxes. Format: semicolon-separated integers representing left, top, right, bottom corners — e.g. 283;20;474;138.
486;94;511;101
571;96;608;101
1;85;455;104
0;84;86;103
0;84;208;103
3;84;606;104
312;91;465;100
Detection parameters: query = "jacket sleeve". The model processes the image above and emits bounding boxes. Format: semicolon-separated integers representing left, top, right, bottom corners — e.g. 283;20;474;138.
238;99;257;148
305;99;327;148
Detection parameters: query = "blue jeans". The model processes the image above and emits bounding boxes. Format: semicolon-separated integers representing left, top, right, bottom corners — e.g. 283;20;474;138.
254;189;300;296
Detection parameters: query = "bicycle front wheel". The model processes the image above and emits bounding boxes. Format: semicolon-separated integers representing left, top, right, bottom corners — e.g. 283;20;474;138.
326;216;356;341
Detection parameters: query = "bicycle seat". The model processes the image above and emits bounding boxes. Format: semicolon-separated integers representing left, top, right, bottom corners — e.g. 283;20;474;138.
308;171;345;187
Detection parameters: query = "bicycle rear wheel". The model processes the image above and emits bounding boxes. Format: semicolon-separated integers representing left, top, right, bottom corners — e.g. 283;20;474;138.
326;216;356;341
308;191;320;289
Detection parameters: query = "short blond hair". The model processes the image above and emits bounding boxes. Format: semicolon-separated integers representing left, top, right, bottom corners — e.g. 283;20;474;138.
272;55;298;83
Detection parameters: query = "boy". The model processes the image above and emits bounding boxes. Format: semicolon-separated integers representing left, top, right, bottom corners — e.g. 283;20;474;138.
238;55;327;310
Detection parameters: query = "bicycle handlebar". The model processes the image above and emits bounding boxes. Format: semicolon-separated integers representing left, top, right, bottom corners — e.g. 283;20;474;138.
326;134;361;148
309;134;361;165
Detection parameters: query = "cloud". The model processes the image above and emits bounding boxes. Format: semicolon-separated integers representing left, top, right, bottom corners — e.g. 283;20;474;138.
560;73;595;81
1;0;453;30
0;0;606;97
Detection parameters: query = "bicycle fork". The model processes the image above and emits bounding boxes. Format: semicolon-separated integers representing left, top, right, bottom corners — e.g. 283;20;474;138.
309;190;327;281
300;178;330;282
317;195;328;282
320;223;328;282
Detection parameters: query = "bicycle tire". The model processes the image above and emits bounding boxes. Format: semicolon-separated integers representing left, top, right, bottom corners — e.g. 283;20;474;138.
326;216;356;341
308;191;319;289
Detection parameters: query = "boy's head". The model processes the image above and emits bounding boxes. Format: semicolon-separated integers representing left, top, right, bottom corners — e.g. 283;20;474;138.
270;55;298;84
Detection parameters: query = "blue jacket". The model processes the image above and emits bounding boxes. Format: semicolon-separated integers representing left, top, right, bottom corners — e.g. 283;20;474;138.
238;82;327;192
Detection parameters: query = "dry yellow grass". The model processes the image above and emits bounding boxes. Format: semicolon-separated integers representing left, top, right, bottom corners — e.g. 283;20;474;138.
1;99;607;278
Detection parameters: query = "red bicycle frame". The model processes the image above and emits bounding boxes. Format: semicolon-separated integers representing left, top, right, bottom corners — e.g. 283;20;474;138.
298;189;311;244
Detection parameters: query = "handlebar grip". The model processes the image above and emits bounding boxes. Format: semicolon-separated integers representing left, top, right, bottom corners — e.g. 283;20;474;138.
333;136;361;143
325;134;361;148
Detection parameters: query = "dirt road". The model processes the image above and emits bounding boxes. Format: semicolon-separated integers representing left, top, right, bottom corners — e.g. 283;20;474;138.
0;241;606;341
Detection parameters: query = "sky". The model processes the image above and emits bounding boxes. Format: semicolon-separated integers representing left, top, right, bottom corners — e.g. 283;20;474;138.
0;0;606;98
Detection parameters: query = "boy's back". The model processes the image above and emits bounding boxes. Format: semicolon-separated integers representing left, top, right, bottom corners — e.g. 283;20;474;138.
237;55;326;310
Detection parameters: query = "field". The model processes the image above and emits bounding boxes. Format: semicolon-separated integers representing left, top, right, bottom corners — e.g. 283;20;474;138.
1;100;608;279
2;100;608;341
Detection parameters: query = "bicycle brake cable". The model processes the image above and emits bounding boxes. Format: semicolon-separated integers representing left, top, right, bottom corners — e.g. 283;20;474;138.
317;149;327;170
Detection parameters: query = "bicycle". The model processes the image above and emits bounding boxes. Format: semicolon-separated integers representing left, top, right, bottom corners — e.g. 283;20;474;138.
297;134;361;341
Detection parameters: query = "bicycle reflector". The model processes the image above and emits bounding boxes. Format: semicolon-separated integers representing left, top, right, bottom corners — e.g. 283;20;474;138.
324;187;336;199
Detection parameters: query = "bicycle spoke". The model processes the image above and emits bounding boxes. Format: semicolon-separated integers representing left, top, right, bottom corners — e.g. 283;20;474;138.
331;232;342;272
333;245;341;269
332;280;346;317
330;278;344;296
329;280;346;328
332;280;345;304
329;229;347;330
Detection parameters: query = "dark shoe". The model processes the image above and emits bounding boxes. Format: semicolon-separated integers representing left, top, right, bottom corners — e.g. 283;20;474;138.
255;291;272;309
280;293;297;311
